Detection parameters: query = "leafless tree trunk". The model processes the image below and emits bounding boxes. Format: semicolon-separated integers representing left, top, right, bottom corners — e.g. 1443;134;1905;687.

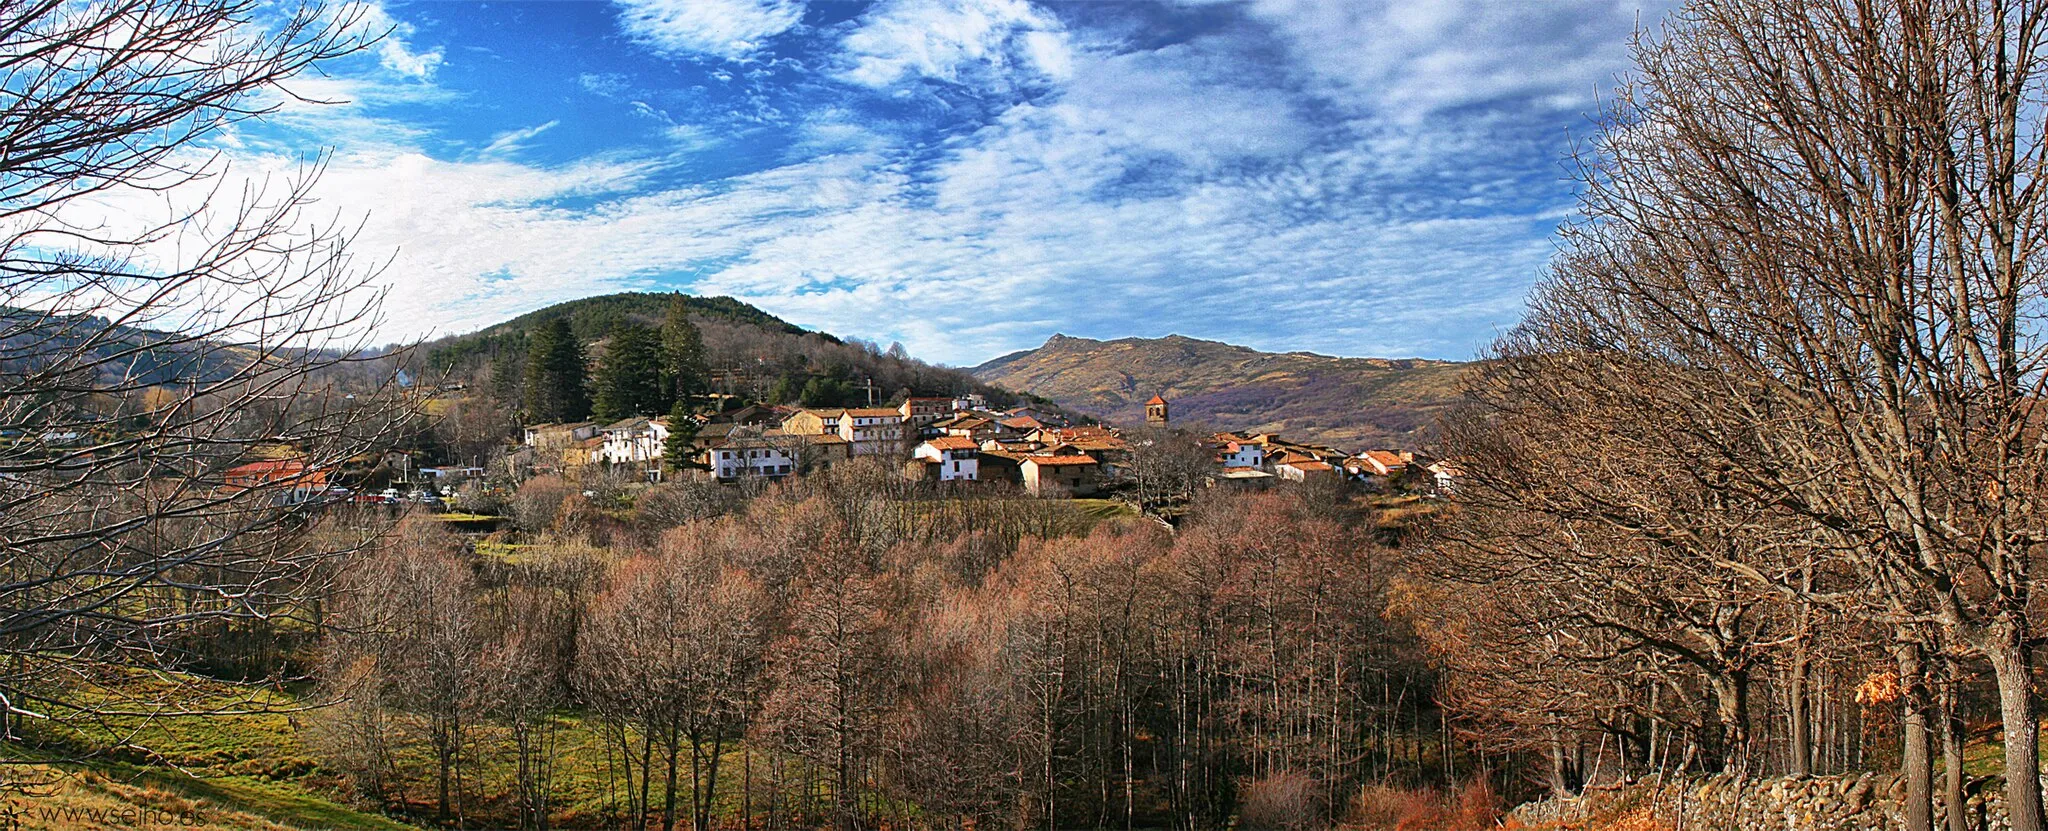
0;0;399;764
1444;1;2048;826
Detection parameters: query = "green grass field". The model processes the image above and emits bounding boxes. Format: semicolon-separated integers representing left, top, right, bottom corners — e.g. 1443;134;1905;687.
13;674;416;830
17;669;831;831
1069;498;1139;521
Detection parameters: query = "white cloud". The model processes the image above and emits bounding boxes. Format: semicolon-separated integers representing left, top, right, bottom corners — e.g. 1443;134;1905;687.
837;0;1070;89
334;1;444;79
480;120;560;158
613;0;806;61
579;72;631;98
119;0;1663;366
379;39;444;79
1237;0;1661;122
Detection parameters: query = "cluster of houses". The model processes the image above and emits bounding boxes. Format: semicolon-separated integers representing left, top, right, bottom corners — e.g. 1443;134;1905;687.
521;392;1457;499
520;393;1124;497
1205;430;1458;494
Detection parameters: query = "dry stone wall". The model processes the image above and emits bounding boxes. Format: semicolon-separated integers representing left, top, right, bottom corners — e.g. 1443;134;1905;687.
1508;773;2021;830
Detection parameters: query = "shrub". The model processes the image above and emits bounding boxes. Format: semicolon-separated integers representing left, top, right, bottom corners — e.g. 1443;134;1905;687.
511;475;575;532
1240;769;1326;831
1346;779;1501;831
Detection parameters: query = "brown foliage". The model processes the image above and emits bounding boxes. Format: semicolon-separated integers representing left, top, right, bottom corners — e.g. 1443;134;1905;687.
1238;770;1325;831
1346;780;1501;831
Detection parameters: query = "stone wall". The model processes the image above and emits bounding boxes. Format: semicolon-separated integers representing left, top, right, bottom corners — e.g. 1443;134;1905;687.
1508;773;2015;831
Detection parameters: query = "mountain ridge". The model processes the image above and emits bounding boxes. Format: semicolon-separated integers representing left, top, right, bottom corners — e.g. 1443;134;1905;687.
971;333;1472;450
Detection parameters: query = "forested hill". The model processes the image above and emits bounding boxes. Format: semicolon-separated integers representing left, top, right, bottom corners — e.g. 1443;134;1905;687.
422;291;1046;411
0;307;278;385
423;293;813;372
972;333;1471;450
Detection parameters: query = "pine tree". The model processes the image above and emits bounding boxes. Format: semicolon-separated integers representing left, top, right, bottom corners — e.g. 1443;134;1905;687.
592;323;664;422
522;317;589;423
490;349;525;409
662;399;703;472
768;374;803;406
661;296;709;409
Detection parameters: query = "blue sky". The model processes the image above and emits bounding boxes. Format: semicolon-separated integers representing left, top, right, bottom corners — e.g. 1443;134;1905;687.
212;0;1670;366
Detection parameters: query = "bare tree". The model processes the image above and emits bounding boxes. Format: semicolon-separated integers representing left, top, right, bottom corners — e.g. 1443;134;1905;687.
756;536;901;831
1120;425;1214;517
484;553;593;831
0;0;401;767
1472;1;2048;828
578;536;765;831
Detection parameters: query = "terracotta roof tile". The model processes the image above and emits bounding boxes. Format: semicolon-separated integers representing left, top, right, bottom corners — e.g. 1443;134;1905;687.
1025;455;1099;467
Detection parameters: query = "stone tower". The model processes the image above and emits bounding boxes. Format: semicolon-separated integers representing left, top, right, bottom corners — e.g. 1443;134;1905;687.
1145;394;1169;427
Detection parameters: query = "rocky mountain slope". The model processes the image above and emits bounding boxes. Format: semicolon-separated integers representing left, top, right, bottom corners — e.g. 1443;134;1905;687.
972;334;1471;450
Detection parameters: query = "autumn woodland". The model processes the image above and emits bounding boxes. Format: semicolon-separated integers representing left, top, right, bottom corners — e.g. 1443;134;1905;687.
12;0;2048;830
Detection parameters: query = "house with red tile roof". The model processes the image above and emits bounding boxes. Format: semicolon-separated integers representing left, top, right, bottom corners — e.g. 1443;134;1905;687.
838;408;906;456
1216;439;1266;469
899;396;953;429
1020;453;1104;497
222;458;331;504
1276;458;1337;484
913;436;981;481
1354;450;1410;477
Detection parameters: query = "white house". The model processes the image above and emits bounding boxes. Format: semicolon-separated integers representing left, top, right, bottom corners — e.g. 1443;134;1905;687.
913;436;980;481
838;408;905;456
599;417;669;465
1276;459;1337;483
1218;440;1266;469
709;436;796;480
1426;460;1460;494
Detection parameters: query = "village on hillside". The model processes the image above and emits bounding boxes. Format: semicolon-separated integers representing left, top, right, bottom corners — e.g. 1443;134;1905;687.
517;391;1459;499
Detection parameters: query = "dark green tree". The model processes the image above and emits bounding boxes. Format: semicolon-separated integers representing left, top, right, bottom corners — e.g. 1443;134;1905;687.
661;296;709;409
592;323;665;422
522;317;590;423
662;399;704;472
799;377;853;408
490;350;525;407
768;374;803;406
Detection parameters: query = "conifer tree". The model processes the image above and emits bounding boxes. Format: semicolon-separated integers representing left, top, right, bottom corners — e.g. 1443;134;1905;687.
661;296;709;409
592;323;664;422
663;399;703;472
523;317;590;423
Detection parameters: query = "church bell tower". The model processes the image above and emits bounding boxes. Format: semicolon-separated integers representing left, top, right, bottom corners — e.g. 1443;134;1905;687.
1145;395;1169;427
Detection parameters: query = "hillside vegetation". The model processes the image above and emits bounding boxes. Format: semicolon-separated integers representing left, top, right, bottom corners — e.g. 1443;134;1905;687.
973;334;1471;449
420;291;1044;415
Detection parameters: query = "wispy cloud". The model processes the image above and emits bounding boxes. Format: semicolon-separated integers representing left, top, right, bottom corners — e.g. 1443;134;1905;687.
612;0;807;60
1242;0;1665;121
335;1;444;79
480;120;560;158
164;0;1664;365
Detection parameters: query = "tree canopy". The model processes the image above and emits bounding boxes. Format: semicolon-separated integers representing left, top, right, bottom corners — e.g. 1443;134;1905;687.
524;317;591;423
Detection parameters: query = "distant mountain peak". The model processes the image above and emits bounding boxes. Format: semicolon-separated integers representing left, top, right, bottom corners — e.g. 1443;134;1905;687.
972;333;1472;451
